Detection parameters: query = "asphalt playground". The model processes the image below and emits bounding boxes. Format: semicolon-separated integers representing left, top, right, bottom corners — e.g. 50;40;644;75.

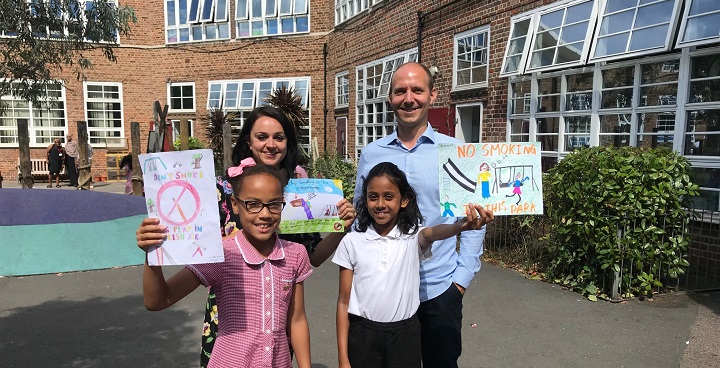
1;180;718;367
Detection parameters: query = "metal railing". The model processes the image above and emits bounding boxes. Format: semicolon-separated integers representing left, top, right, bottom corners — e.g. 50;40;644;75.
483;210;720;295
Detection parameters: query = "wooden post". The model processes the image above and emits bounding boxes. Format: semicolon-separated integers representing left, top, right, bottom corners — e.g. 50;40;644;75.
131;122;144;196
17;119;33;189
180;118;190;151
76;121;92;190
153;101;170;152
223;123;233;172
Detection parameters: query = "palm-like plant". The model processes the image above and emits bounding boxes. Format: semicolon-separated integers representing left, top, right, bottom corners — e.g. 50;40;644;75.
203;107;238;175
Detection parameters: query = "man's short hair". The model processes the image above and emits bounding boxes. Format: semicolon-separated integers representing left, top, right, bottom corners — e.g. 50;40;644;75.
389;62;434;92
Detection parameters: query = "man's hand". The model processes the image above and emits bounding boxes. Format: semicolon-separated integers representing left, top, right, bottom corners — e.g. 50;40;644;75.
454;282;466;295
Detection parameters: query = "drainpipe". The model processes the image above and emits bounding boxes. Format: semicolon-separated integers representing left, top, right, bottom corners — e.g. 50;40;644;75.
417;11;424;63
323;43;328;153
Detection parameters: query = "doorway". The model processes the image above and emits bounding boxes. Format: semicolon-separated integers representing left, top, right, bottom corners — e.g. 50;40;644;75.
455;103;483;143
336;116;347;158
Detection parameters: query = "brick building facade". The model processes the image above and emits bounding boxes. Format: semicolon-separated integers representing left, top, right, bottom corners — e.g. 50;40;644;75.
1;0;719;213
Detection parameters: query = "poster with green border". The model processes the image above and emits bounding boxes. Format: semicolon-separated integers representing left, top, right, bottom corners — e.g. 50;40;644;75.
279;179;345;234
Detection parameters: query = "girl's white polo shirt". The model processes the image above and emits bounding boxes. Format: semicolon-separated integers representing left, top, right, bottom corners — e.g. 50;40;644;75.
332;224;429;323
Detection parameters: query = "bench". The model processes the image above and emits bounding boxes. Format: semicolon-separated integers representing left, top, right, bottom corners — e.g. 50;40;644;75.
17;158;66;183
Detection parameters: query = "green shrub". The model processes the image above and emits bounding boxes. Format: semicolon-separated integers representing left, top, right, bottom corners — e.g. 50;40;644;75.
309;153;356;202
545;146;698;299
173;136;205;151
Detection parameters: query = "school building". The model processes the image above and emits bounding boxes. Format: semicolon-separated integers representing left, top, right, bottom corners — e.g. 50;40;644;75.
1;0;718;215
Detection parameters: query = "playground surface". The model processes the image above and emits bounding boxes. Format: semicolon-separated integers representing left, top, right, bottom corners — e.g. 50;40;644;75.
1;261;718;367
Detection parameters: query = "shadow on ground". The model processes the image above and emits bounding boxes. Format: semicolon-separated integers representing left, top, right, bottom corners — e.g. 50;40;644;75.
0;295;201;368
687;290;720;316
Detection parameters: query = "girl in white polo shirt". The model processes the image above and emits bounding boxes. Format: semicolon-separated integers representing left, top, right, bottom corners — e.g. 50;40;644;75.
333;162;489;368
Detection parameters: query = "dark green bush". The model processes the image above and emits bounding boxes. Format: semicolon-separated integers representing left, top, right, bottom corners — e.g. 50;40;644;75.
309;153;356;202
545;146;698;299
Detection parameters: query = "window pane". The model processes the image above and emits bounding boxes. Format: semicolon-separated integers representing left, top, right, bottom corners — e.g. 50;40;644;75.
685;110;720;156
638;112;675;149
296;16;308;32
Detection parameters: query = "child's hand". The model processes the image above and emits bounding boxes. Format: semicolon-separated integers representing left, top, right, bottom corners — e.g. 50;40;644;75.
459;203;494;231
136;218;167;252
336;199;357;231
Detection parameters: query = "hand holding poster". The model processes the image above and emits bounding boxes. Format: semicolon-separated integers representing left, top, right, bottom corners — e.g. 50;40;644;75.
139;149;224;265
279;178;346;234
439;142;543;216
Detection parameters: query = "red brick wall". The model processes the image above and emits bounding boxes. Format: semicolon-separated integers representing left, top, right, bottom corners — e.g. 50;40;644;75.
1;0;551;179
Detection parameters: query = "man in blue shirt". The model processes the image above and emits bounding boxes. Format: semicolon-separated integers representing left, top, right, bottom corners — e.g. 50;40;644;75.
353;62;494;367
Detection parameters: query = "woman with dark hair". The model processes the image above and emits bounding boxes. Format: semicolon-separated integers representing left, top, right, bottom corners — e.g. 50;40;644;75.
139;105;356;367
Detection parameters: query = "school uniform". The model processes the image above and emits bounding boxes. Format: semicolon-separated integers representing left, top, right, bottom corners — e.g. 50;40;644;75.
332;224;430;368
187;230;312;368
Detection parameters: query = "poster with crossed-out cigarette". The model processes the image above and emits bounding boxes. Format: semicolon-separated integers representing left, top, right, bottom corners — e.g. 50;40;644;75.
139;149;224;266
439;143;543;216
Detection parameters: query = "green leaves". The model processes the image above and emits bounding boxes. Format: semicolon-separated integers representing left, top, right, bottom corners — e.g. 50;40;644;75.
545;146;696;300
0;0;137;111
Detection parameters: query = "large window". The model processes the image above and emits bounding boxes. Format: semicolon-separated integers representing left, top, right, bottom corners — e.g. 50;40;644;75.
165;0;231;43
0;83;67;147
589;0;681;62
335;0;383;25
336;72;349;108
355;49;417;158
84;82;124;147
677;0;720;48
168;82;196;113
453;26;490;90
526;0;597;73
1;0;121;42
207;77;311;152
501;0;691;74
507;48;720;210
236;0;308;37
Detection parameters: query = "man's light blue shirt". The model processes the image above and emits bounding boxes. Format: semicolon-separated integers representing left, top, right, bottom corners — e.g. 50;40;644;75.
354;123;486;302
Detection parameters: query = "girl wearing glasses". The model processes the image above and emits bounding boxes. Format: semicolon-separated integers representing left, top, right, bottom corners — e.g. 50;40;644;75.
139;162;313;368
137;106;356;366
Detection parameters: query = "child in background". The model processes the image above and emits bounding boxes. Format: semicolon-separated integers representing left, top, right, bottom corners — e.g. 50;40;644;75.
333;162;492;368
137;161;312;368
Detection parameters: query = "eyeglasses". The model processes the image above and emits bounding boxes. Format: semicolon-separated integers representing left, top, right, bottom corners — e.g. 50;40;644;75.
233;197;286;214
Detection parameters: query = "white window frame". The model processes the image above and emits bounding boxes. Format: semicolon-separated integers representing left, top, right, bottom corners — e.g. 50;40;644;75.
336;71;349;108
165;0;231;44
0;0;121;43
167;82;196;113
355;48;417;159
452;25;491;91
588;0;683;63
506;46;720;212
500;14;535;77
83;81;124;148
0;81;68;148
236;0;309;38
335;0;383;26
206;77;312;153
170;119;195;142
523;0;600;74
676;0;720;48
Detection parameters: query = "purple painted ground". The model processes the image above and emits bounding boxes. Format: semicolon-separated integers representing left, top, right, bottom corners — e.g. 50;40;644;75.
0;188;146;225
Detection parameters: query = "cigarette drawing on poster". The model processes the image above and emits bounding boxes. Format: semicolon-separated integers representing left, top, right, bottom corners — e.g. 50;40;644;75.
439;143;543;216
139;149;224;266
279;179;345;234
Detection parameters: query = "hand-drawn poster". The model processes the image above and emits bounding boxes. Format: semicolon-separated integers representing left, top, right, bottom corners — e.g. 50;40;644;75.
279;179;345;234
139;149;224;265
439;143;543;216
